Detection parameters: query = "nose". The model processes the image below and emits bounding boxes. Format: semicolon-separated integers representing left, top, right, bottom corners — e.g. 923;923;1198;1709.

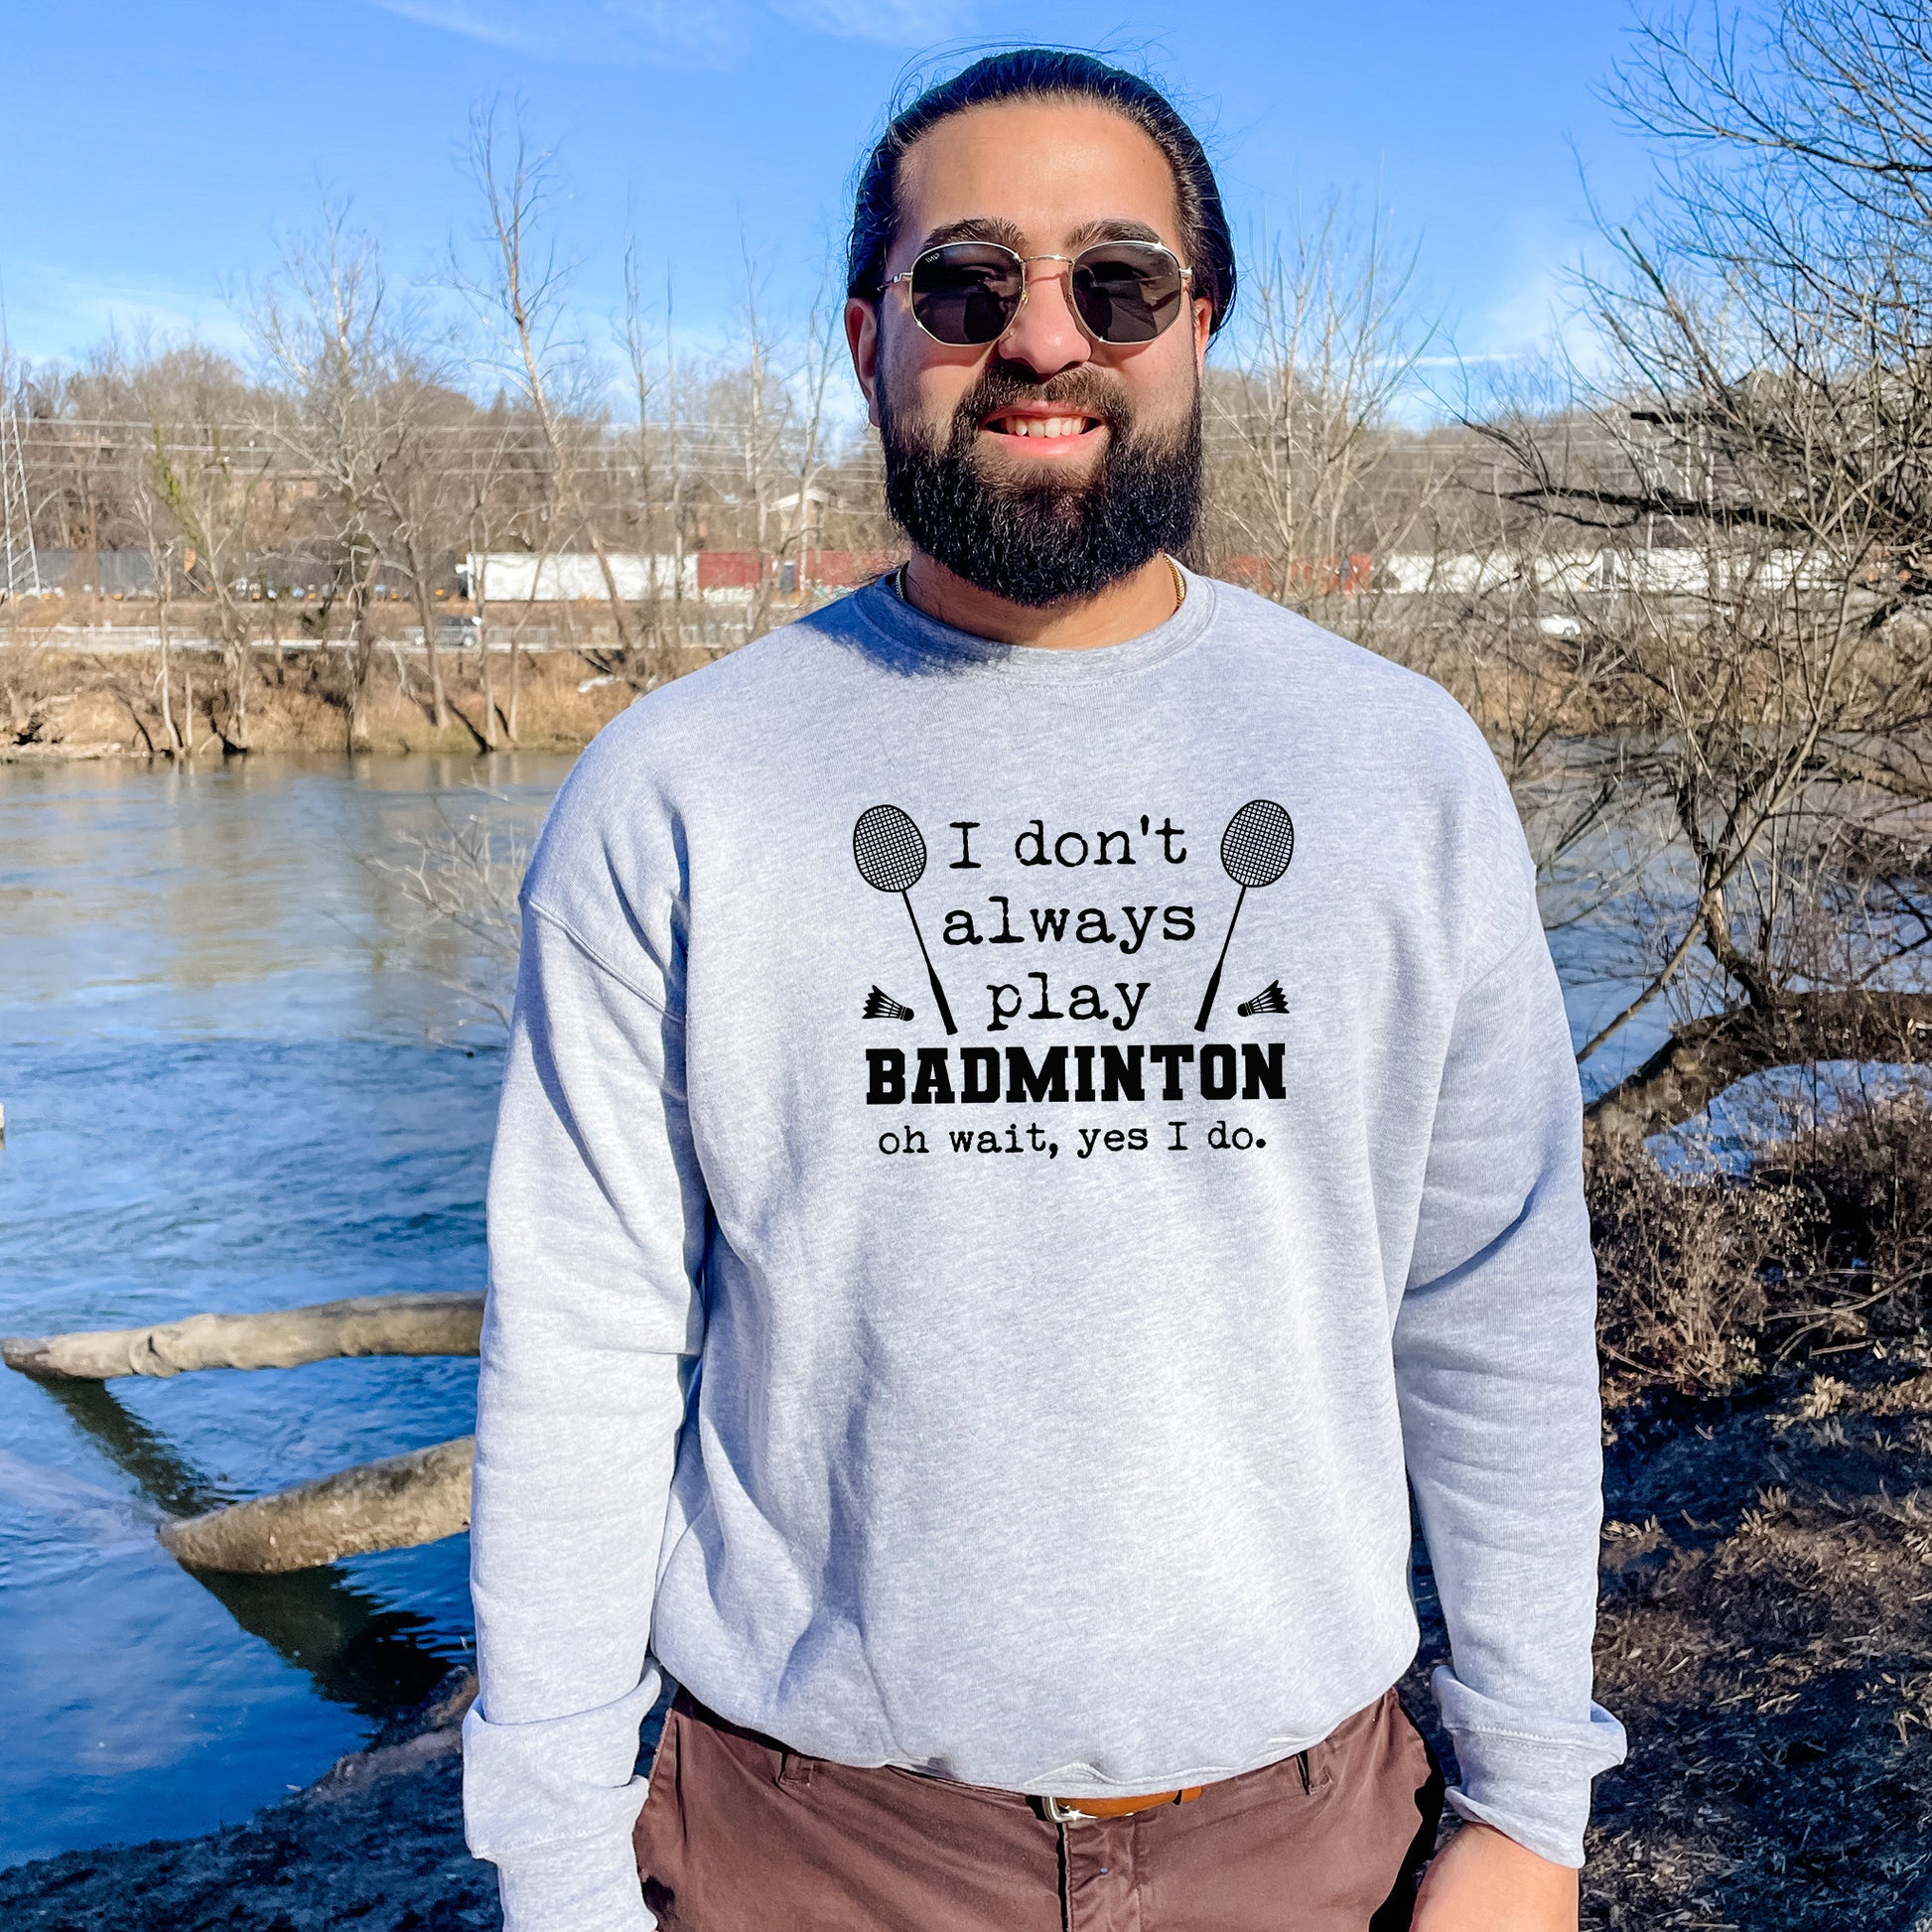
997;259;1091;379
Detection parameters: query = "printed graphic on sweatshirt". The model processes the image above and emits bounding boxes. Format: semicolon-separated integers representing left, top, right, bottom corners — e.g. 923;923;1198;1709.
853;801;1297;1161
1192;799;1295;1032
853;805;958;1035
1237;978;1290;1017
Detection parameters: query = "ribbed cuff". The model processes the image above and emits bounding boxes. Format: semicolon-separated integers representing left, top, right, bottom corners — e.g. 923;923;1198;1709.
1432;1667;1628;1867
491;1831;656;1932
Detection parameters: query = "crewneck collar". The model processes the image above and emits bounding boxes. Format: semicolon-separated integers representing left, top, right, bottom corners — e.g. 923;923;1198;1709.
848;562;1217;685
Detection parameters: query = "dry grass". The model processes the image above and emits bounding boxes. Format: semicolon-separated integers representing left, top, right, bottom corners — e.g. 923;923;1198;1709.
1592;1094;1932;1410
1546;1099;1932;1927
1581;1358;1932;1927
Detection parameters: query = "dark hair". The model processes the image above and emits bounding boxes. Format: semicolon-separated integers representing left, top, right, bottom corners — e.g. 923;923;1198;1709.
846;49;1236;337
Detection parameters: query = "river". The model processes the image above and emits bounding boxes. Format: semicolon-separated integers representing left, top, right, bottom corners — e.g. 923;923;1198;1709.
0;754;570;1868
0;751;1671;1871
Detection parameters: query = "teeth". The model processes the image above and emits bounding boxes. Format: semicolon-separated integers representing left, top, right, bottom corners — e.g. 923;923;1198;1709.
997;416;1090;438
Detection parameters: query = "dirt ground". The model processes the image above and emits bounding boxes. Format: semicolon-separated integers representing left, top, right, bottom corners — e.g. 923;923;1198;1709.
1580;1350;1932;1929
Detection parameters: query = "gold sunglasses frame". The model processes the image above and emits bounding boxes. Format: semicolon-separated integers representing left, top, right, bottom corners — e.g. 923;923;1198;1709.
884;239;1195;348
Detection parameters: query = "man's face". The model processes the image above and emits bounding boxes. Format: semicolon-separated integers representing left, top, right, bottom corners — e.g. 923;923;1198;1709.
846;99;1214;608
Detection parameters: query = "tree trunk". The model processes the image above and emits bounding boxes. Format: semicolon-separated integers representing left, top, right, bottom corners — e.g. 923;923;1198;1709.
157;601;180;757
227;626;249;750
347;582;377;752
2;1290;484;1381
480;620;499;749
160;1436;475;1573
412;575;450;732
1586;990;1932;1141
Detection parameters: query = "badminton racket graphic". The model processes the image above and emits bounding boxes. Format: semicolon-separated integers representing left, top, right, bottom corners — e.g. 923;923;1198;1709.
1194;799;1295;1034
853;805;957;1036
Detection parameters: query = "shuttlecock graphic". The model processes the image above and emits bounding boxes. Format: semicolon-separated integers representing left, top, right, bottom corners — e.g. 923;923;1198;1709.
864;985;914;1022
1237;979;1290;1018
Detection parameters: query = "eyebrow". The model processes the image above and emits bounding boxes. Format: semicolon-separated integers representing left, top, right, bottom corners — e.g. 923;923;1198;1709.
1064;217;1168;251
914;215;1027;253
910;214;1173;256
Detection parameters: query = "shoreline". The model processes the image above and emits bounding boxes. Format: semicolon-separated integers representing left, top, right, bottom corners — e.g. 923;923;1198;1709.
0;1673;681;1932
0;642;643;764
0;1672;492;1930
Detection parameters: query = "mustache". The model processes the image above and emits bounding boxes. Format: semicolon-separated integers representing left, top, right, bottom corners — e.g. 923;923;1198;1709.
944;363;1133;449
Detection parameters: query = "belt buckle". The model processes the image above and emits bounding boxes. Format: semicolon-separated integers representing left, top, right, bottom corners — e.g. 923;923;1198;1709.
1040;1796;1096;1825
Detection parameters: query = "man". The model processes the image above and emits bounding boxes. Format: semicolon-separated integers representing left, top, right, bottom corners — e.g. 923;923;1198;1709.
463;49;1625;1932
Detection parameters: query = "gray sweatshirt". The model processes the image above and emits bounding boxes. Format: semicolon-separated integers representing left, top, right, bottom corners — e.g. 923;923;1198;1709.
462;570;1626;1930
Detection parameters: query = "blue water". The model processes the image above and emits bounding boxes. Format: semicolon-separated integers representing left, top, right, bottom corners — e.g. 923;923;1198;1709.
0;754;573;1868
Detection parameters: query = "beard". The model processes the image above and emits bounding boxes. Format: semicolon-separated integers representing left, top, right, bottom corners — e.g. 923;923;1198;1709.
878;361;1203;609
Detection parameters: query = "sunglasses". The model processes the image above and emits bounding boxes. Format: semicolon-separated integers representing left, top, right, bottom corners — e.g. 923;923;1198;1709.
885;239;1194;347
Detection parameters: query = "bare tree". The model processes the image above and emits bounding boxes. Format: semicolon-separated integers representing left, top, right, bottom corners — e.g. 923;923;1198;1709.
249;208;396;750
1205;200;1444;637
126;348;272;752
1480;0;1932;1136
251;205;495;751
456;103;653;688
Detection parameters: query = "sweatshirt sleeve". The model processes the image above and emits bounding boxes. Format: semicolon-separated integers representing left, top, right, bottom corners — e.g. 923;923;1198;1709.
462;900;710;1932
1392;903;1627;1867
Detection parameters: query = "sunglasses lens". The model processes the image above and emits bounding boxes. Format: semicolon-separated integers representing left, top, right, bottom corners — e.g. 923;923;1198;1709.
1071;244;1185;345
909;244;1024;345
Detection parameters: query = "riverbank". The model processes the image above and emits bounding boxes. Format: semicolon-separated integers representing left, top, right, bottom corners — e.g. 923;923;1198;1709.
1;643;642;760
0;1670;685;1931
0;1673;495;1930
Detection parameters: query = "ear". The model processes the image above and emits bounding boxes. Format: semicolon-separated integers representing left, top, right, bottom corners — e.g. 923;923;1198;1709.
846;296;883;428
1189;293;1212;374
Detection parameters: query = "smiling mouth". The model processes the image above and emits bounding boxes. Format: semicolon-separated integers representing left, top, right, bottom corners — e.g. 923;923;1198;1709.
983;412;1103;440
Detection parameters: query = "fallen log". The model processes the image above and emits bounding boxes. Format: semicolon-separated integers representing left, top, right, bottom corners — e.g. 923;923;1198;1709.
1;1291;484;1382
1585;989;1932;1143
160;1436;476;1574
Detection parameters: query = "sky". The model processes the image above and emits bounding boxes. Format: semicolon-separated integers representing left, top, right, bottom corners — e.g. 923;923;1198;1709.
0;0;1661;410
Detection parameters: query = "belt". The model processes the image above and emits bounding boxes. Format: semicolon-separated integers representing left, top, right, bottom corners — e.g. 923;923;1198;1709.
1039;1786;1204;1824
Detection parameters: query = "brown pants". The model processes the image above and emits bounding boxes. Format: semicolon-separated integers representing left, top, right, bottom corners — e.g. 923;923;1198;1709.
633;1689;1444;1931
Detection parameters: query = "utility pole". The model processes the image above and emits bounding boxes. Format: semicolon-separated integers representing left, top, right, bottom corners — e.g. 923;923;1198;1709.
1;408;41;602
0;270;43;602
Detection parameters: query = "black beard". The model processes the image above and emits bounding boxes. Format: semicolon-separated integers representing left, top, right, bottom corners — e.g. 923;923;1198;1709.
878;364;1203;609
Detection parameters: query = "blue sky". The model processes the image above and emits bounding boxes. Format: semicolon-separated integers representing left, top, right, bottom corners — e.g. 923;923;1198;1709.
1;1;1657;397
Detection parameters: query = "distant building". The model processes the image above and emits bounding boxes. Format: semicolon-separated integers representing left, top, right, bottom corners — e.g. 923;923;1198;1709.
461;554;696;603
461;550;897;604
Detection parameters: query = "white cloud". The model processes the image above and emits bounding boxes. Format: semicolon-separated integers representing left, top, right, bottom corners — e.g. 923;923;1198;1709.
360;0;962;64
4;264;249;369
366;0;751;65
767;0;967;44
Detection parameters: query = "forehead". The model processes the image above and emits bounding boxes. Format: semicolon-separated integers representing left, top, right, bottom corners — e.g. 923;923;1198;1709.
893;98;1183;258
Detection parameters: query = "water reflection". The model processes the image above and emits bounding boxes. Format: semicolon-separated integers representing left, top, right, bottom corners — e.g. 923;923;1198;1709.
0;752;571;1044
44;1379;455;1719
0;757;533;1864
